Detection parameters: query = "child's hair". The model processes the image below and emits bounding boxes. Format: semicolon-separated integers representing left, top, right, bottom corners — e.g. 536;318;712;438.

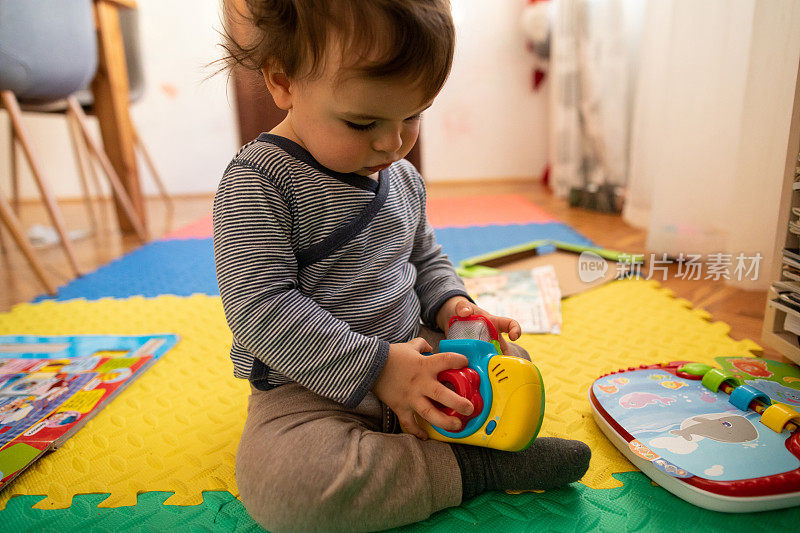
219;0;455;102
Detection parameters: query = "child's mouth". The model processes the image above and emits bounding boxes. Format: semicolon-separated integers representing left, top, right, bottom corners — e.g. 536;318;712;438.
364;163;392;173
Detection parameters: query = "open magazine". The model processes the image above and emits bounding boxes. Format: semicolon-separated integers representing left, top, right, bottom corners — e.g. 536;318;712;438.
462;265;562;334
0;334;178;491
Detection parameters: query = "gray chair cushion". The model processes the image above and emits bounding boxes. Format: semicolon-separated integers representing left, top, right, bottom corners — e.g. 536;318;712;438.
0;0;97;101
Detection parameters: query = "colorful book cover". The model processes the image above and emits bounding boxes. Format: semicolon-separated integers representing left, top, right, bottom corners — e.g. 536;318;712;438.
0;334;179;491
589;359;800;512
462;265;563;334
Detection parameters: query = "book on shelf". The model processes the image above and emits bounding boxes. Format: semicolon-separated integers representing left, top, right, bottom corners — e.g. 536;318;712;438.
774;279;800;296
778;291;800;309
785;312;800;336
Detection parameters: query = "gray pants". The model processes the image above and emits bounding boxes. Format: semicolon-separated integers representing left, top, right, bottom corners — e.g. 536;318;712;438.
236;327;529;532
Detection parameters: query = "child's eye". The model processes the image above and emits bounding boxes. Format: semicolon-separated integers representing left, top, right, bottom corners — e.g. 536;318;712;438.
345;121;377;131
405;113;422;122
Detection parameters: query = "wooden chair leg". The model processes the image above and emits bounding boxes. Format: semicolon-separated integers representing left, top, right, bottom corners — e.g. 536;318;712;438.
9;120;20;215
0;221;6;255
0;188;57;295
0;203;7;255
75;118;107;229
65;108;99;235
132;124;174;214
1;90;82;277
66;97;148;243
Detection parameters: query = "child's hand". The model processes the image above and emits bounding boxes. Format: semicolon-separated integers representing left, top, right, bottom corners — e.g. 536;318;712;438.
437;296;522;354
373;338;475;439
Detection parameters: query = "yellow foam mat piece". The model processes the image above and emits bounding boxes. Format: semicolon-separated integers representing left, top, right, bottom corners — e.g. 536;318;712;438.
0;280;762;509
0;295;247;510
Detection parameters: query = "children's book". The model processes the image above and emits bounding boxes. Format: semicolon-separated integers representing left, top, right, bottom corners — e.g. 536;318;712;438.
462;265;563;334
589;357;800;512
457;239;644;298
0;334;179;491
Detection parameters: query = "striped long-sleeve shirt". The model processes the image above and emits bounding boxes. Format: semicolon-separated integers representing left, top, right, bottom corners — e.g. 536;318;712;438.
212;134;470;408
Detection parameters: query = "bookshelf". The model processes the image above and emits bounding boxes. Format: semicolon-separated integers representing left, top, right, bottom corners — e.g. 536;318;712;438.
761;56;800;365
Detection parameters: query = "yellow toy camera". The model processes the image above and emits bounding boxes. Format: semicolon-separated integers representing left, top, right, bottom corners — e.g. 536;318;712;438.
417;315;545;451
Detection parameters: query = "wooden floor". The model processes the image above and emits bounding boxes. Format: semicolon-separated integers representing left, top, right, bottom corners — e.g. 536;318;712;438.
0;195;212;310
0;179;778;361
429;180;779;361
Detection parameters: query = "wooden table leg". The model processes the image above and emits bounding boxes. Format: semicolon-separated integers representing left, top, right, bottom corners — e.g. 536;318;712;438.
91;1;147;234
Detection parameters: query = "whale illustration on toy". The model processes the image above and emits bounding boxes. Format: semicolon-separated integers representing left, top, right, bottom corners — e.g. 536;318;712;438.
670;412;758;443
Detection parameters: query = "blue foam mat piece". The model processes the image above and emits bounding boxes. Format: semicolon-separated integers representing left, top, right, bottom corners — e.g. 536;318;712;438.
34;239;217;302
35;222;593;302
435;222;593;266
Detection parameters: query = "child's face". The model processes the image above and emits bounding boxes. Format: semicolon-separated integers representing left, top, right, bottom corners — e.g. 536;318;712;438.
277;58;431;177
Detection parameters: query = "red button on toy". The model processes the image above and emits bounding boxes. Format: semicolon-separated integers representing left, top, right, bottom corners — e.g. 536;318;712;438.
435;367;483;430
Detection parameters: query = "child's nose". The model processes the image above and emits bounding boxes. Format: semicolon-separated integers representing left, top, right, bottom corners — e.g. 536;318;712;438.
372;128;403;155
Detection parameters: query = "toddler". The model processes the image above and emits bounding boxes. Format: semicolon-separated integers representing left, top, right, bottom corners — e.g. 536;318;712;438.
213;1;590;531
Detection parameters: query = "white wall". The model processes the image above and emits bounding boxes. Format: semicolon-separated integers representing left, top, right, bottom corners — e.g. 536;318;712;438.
0;0;240;200
730;1;800;289
421;0;549;182
2;0;547;198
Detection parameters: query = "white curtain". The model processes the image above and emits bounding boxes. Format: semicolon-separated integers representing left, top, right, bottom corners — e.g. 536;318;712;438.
548;0;643;198
550;0;800;289
624;0;800;289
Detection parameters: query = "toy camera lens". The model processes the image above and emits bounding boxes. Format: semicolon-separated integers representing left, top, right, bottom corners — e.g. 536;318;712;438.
436;368;483;427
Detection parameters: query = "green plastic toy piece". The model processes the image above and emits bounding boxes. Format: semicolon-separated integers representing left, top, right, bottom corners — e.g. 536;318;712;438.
701;368;743;392
456;240;645;278
678;362;713;376
456;264;503;278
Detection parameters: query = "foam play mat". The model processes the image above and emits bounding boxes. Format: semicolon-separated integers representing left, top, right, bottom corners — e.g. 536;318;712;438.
424;194;556;228
2;280;798;530
35;194;587;303
32;240;217;302
156;194;559;242
35;223;592;303
5;194;799;529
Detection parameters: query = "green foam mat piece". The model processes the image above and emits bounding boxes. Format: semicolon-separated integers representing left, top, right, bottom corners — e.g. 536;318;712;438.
3;473;798;532
1;492;258;532
403;472;800;531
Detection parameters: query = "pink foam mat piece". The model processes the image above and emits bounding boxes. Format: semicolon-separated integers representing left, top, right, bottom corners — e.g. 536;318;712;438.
161;215;213;240
159;194;555;240
426;194;555;228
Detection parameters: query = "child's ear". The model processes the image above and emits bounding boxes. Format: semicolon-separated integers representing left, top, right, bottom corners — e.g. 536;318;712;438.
262;64;293;110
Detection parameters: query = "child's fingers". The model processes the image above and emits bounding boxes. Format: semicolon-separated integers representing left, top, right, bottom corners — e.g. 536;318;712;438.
492;316;521;340
414;397;464;432
408;337;433;354
399;410;428;440
429;351;469;371
427;382;474;417
497;336;511;355
455;300;474;316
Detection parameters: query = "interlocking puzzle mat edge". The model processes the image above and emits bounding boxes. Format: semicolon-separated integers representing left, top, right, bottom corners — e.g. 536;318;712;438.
3;471;798;532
